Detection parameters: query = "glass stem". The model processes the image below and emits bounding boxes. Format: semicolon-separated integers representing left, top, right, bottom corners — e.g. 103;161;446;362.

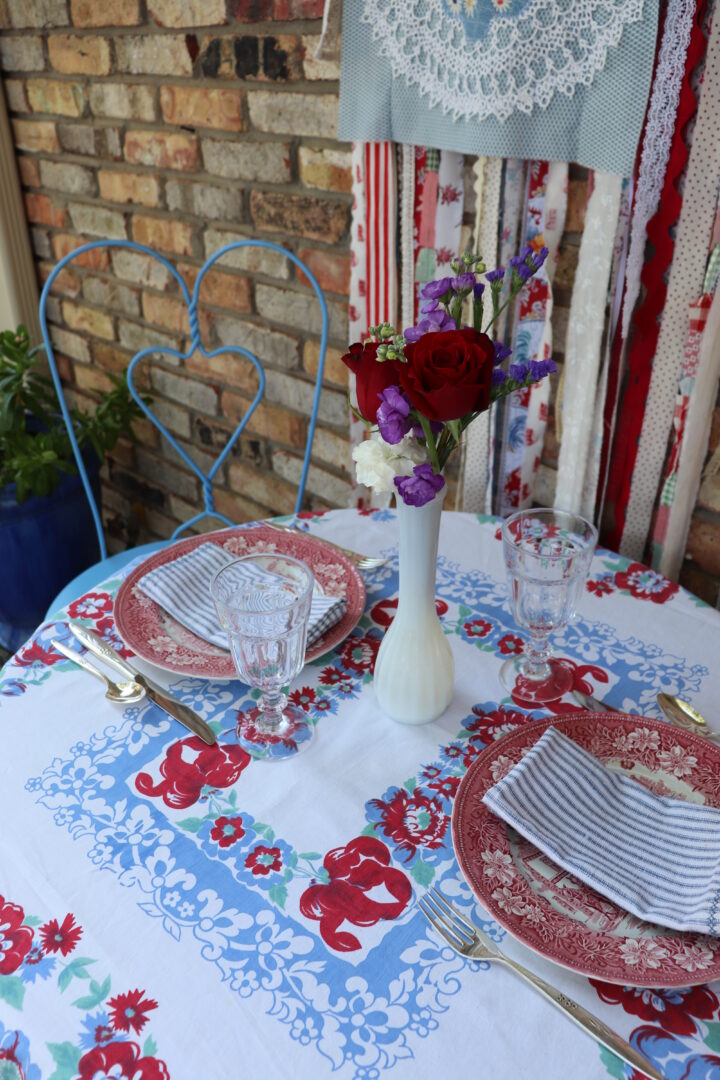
522;631;552;681
258;689;286;731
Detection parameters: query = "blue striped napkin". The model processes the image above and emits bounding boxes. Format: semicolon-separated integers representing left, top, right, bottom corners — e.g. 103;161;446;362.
138;542;346;649
483;726;720;935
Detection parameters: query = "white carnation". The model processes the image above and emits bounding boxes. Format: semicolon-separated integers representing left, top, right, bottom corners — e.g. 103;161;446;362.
352;435;425;494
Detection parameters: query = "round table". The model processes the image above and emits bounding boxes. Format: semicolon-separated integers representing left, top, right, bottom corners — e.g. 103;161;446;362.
1;508;719;1080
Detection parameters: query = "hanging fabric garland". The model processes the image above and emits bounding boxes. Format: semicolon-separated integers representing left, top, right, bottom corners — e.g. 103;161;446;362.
555;172;623;514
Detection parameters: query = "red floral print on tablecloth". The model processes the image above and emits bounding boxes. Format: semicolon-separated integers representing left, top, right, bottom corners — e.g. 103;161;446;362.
614;563;679;603
108;988;159;1035
66;591;113;620
299;836;412;952
497;634;524;656
245;845;284;876
339;633;380;674
77;1041;169;1080
367;788;447;862
39;912;82;956
135;736;250;810
370;597;448;628
590;981;719;1038
211;815;246;848
0;895;33;975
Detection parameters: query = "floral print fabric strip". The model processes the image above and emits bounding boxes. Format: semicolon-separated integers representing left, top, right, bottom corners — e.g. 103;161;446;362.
1;509;719;1079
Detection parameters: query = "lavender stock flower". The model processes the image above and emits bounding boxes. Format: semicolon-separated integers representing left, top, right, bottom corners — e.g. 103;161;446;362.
529;357;557;380
376;386;412;445
509;362;529;382
394;463;445;507
420;277;453;301
451;272;476;291
493;341;512;365
403;309;456;341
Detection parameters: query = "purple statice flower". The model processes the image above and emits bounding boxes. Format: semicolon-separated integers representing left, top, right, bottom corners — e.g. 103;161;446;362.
529;357;557;380
514;263;533;283
473;282;485;299
394;463;446;507
486;267;505;284
518;243;533;259
509;362;529;382
377;385;412;445
451;272;476;290
531;246;549;271
420;277;453;301
403;309;456;341
491;368;507;386
494;341;512;365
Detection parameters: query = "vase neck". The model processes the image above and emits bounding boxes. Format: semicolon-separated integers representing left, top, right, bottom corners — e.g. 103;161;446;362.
395;489;445;618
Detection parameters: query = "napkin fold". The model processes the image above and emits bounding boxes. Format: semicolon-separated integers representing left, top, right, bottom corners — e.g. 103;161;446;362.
483;726;720;936
138;542;346;649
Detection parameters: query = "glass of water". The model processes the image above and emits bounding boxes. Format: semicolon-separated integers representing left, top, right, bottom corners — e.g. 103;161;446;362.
211;554;314;760
500;508;597;704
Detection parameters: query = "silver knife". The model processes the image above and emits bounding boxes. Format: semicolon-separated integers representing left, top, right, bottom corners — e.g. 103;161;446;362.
68;624;217;745
572;689;613;712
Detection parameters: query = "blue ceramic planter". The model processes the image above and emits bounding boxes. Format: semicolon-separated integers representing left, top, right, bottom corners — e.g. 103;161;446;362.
0;453;102;650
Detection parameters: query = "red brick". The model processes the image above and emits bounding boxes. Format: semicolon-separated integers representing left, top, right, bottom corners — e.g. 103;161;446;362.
297;247;350;295
98;170;161;208
685;519;720;578
48;34;111;75
124;129;200;171
187;348;259;393
18;156;40;187
160;85;245;132
303;340;346;385
24;192;67;227
39;261;82;298
27;77;86;116
132;215;194;256
141;292;190;335
179;263;251;314
250;191;349;243
272;0;324;16
11;118;59;152
70;0;140;25
55;354;74;382
230;0;272;18
222;392;306;448
52;233;111;270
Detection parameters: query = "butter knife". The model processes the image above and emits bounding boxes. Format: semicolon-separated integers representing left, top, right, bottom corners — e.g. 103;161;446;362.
572;690;613;712
68;624;216;745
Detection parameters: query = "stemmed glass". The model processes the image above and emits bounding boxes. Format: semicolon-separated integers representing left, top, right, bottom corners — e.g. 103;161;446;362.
499;508;597;704
211;554;314;761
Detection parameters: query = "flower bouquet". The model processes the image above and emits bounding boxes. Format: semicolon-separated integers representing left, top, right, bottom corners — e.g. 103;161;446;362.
341;247;556;725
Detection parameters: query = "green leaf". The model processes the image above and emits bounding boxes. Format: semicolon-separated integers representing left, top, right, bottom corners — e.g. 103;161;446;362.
58;956;95;992
360;823;377;838
410;860;435;887
22;915;42;927
47;1041;82;1080
268;884;288;909
0;975;25;1010
597;1045;627;1079
458;604;472;617
177;817;205;833
72;974;111;1010
403;777;417;794
298;852;321;861
143;1036;158;1058
704;1021;720;1053
228;789;237;807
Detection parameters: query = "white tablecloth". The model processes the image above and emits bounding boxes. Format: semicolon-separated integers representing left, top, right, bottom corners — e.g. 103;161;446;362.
1;509;719;1080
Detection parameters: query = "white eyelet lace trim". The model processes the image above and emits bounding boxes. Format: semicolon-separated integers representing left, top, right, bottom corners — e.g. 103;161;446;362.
621;0;695;343
360;0;645;124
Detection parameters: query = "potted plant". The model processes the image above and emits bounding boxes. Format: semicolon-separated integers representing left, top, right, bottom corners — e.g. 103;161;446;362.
0;325;144;649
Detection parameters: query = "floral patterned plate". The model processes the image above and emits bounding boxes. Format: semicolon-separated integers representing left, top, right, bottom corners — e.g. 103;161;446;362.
452;712;720;988
114;525;366;679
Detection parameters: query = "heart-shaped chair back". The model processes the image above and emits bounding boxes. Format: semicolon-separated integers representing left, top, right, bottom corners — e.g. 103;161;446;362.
38;239;329;560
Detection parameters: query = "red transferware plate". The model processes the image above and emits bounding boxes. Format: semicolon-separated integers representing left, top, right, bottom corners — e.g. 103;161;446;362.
114;525;366;680
452;711;720;987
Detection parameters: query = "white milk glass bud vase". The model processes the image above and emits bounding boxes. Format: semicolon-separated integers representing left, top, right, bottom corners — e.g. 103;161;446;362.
373;487;454;724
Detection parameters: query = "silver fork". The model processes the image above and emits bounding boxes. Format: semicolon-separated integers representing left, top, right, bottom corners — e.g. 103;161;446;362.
269;521;390;571
419;886;662;1080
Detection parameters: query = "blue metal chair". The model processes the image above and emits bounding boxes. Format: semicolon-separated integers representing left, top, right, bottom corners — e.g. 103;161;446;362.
39;238;329;614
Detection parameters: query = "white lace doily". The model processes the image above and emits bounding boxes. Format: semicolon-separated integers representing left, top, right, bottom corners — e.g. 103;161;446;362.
360;0;645;123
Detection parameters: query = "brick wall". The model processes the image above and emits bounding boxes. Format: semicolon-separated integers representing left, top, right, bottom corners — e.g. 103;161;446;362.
0;0;353;548
2;1;719;602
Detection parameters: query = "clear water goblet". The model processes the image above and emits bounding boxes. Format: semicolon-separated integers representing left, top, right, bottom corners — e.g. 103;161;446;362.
499;508;597;705
211;554;314;761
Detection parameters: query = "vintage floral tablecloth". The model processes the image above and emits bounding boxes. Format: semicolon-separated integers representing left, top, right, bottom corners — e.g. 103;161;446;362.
1;508;720;1080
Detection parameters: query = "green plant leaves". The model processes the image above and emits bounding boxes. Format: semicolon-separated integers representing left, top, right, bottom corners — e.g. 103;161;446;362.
47;1041;81;1080
0;974;25;1010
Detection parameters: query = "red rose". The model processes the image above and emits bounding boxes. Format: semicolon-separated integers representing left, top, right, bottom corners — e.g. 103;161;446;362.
77;1041;169;1080
0;896;33;975
398;328;494;421
341;340;401;423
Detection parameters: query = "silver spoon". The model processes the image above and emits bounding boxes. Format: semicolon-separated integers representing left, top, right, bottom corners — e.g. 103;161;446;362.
657;692;719;740
52;639;145;703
